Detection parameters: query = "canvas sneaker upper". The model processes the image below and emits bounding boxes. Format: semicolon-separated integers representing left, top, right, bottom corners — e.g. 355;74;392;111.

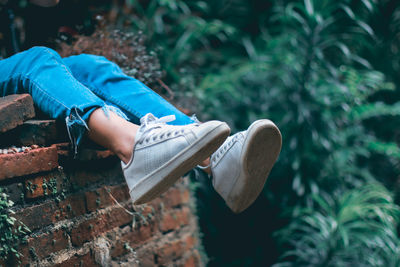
209;120;282;213
122;113;230;204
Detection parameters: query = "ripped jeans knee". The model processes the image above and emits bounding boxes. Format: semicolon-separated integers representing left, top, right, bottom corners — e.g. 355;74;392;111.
65;104;128;156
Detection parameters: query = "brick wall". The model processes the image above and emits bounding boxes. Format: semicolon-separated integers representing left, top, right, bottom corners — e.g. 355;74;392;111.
0;94;202;267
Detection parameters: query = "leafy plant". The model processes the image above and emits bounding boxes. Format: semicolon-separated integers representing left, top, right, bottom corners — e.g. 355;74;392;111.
126;0;236;84
274;183;400;267
196;0;399;202
189;0;400;265
0;188;30;262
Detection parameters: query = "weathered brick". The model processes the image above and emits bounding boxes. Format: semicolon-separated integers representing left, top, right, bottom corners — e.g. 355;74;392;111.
135;248;156;267
183;251;201;267
2;182;25;204
110;218;158;258
85;184;129;213
106;205;135;230
161;187;190;208
54;251;95;267
15;192;86;231
137;184;190;216
14;201;56;231
0;94;35;133
0;146;58;180
71;205;132;246
55;142;116;161
183;255;196;267
18;229;69;263
24;171;64;199
56;193;87;221
70;216;104;247
8;119;67;146
53;142;70;157
68;161;124;188
155;239;185;265
159;207;190;233
184;235;197;250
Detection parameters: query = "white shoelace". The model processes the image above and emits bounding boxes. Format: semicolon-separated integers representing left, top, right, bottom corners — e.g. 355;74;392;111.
197;131;245;170
136;113;178;145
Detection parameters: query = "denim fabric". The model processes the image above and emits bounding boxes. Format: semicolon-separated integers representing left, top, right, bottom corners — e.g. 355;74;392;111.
0;46;194;151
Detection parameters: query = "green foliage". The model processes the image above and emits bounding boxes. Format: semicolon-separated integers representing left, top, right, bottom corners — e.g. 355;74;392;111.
274;183;400;267
120;0;400;265
360;0;400;93
196;0;400;201
0;188;30;261
127;0;236;85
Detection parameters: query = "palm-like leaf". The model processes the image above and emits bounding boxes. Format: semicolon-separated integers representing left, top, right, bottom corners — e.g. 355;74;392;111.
275;183;400;267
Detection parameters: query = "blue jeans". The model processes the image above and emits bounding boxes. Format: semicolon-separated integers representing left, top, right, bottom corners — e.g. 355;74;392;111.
0;46;194;152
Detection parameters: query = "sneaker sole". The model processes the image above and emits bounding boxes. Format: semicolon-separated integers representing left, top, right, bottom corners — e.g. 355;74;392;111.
131;122;230;204
226;120;282;213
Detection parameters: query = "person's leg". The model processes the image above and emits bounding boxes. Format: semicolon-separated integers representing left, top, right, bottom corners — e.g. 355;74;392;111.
87;109;138;164
0;47;230;205
62;53;282;212
0;46;112;152
62;54;194;126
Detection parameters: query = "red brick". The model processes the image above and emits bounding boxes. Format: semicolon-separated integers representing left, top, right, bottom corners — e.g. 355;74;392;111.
183;251;201;267
15;192;87;231
70;216;102;247
159;207;190;232
184;235;197;250
155;239;185;265
183;255;196;267
0;146;58;180
71;205;132;246
14;201;56;231
0;94;35;133
85;184;129;213
106;205;135;229
111;217;158;258
53;142;69;157
161;187;190;208
54;251;96;267
24;171;64;199
54;142;115;161
56;193;87;220
68;163;124;188
135;248;156;267
141;184;190;215
13;119;67;146
18;229;69;263
2;182;25;204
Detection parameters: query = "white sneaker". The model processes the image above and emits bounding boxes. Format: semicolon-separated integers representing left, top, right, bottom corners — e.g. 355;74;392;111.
122;113;230;204
208;120;282;213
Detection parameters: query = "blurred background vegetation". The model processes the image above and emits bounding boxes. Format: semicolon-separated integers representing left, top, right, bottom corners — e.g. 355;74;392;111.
2;0;400;266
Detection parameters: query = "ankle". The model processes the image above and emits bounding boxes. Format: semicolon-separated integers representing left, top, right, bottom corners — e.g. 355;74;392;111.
118;149;133;165
114;129;137;164
199;158;212;175
115;135;136;164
